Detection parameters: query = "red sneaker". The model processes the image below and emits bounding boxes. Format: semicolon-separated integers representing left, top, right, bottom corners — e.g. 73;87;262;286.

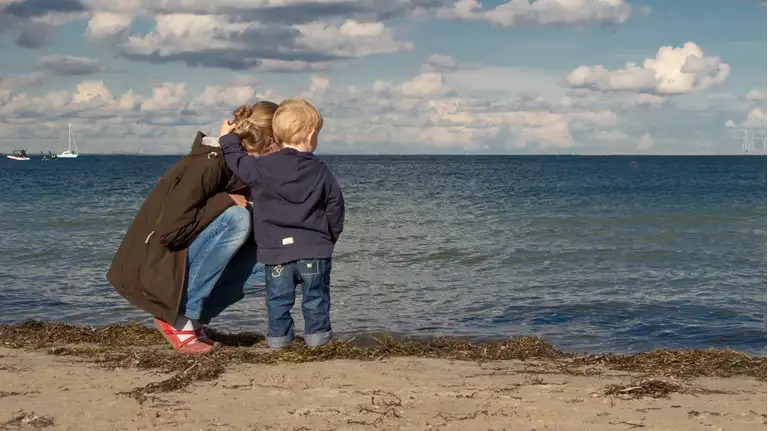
153;318;213;355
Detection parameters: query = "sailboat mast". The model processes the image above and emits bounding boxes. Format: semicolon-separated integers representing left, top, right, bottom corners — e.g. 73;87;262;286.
68;122;72;152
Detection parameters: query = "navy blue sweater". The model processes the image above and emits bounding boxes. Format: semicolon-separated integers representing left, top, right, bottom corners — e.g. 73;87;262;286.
220;133;344;265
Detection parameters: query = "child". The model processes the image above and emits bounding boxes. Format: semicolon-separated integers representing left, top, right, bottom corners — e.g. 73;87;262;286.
219;99;344;348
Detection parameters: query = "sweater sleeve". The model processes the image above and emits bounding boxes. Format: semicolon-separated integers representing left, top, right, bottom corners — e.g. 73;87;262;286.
220;133;262;187
324;168;345;243
155;164;234;249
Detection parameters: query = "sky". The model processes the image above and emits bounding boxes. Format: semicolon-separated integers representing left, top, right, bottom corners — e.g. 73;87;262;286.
0;0;765;155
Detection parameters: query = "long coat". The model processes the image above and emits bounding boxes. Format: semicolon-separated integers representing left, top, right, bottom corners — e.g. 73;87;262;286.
106;133;243;323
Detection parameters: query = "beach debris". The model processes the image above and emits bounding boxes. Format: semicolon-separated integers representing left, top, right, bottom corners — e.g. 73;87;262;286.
0;320;765;400
120;359;225;403
607;419;645;428
574;348;767;380
605;379;684;399
2;411;54;429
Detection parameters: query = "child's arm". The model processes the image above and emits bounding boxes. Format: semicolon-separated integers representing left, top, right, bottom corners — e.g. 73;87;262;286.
324;168;345;243
219;132;263;187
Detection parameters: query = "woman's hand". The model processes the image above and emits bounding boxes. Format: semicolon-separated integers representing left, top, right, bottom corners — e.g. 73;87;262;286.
229;194;248;208
219;120;237;137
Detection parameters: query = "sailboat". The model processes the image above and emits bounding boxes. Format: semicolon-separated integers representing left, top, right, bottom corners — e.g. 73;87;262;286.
58;122;79;159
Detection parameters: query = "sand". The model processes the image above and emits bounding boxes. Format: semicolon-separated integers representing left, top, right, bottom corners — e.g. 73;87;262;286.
0;346;765;431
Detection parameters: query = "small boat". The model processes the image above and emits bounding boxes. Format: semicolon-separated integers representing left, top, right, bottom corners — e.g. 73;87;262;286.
57;122;79;159
7;149;30;161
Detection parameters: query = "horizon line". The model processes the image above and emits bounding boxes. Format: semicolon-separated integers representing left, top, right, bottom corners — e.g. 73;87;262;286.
6;153;767;157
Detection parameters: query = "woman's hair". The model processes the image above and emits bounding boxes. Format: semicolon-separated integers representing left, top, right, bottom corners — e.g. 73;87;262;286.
231;101;279;155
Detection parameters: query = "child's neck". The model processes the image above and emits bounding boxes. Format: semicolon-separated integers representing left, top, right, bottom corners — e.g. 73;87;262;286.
282;142;312;153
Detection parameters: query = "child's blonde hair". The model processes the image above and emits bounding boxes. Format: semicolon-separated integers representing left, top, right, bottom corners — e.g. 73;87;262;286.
232;101;279;155
272;99;324;147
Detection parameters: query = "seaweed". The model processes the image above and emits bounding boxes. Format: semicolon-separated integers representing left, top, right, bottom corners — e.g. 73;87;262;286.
0;320;764;400
605;379;684;399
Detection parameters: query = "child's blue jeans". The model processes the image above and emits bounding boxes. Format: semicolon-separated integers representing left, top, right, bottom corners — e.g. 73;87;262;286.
265;259;332;348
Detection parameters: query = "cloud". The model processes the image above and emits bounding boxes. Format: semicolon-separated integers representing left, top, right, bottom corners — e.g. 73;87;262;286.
1;0;636;71
309;75;330;94
72;80;113;103
399;73;452;98
725;88;768;130
566;42;730;95
746;89;766;101
635;93;667;106
594;129;630;142
593;129;654;151
15;21;53;47
0;49;749;156
189;85;257;110
294;20;414;58
420;53;480;74
736;108;767;129
441;0;632;27
84;11;132;39
0;72;46;89
116;14;413;69
77;2;427;69
139;82;186;112
37;55;106;75
637;132;655;150
257;59;332;73
2;0;86;18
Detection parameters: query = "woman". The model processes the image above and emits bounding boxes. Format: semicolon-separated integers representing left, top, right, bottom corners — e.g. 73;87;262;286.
107;101;279;354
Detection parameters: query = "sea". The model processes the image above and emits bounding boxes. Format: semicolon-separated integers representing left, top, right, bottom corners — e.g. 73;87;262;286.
0;155;765;355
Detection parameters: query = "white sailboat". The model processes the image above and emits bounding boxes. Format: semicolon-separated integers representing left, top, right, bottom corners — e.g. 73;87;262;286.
58;122;79;159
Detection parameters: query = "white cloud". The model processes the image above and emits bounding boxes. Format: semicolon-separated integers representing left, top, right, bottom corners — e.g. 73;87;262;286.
257;59;331;73
725;88;768;130
594;129;630;142
191;85;257;109
140;83;186;112
593;129;654;151
443;0;632;27
637;132;654;150
295;20;413;58
123;14;243;57
0;72;45;89
635;93;666;106
567;42;730;95
309;75;330;94
399;73;452;98
84;12;132;40
746;89;766;101
72;80;113;104
117;90;140;110
338;20;384;37
0;52;752;155
740;108;767;129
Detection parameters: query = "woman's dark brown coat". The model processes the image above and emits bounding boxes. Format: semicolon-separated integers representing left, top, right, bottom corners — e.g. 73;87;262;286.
106;133;244;323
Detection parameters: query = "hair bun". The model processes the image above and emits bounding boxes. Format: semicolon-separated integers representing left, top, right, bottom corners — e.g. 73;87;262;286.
232;105;253;122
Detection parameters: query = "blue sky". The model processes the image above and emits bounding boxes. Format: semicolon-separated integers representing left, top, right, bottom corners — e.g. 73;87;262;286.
0;0;765;154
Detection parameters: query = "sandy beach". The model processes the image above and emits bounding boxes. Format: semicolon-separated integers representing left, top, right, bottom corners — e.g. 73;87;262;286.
0;323;765;431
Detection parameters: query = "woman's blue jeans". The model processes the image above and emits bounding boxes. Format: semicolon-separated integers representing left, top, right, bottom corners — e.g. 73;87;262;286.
178;206;265;324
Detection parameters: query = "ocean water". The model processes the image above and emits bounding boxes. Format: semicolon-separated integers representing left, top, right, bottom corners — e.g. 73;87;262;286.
0;155;765;355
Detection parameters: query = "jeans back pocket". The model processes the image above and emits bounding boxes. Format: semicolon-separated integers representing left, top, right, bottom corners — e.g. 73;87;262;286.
299;260;320;276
